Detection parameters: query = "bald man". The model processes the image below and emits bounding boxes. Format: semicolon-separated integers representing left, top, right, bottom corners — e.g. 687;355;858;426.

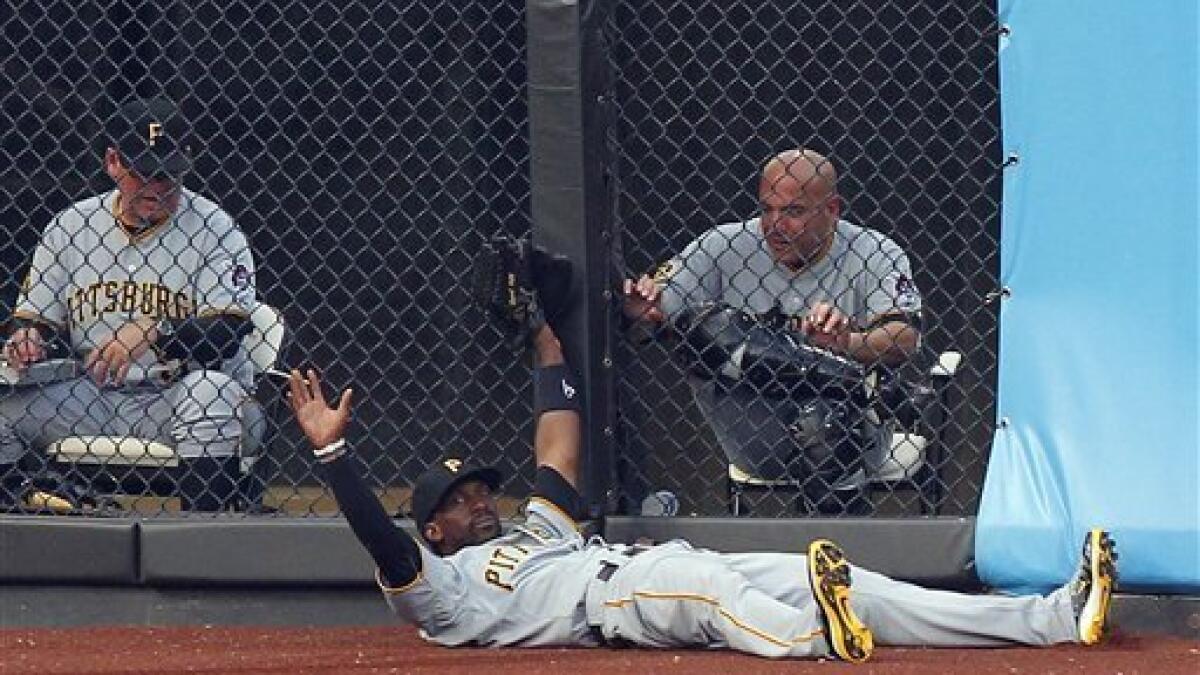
624;148;924;515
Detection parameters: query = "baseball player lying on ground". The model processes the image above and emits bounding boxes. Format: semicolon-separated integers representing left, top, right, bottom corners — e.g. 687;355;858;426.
285;236;1117;663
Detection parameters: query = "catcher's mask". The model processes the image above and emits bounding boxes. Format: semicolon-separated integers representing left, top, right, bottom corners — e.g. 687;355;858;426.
412;459;503;540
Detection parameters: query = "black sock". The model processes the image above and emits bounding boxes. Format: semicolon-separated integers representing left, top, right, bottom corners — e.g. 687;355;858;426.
178;457;240;512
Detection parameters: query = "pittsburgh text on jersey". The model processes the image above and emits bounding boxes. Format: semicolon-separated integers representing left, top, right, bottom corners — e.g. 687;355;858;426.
69;280;193;323
483;544;531;592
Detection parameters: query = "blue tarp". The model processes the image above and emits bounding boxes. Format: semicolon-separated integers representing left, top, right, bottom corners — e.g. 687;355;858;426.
978;0;1199;594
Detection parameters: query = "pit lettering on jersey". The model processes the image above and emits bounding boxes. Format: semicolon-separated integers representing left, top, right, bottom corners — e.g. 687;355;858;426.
483;544;531;592
69;280;192;323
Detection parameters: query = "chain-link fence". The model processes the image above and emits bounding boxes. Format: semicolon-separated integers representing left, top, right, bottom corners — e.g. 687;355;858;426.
0;1;537;517
609;1;1002;517
0;0;1001;520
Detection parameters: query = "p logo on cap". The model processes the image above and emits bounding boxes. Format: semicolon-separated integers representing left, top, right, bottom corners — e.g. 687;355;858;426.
108;97;192;176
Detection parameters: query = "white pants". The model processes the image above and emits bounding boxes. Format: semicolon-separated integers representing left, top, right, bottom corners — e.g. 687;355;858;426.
0;370;246;464
590;540;1077;659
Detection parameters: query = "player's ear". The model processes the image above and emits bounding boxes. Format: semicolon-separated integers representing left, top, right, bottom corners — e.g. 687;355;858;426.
826;193;842;218
424;522;442;545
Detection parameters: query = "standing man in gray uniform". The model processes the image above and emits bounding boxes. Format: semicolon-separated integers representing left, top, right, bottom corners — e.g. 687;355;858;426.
623;148;923;514
0;97;255;512
284;241;1116;662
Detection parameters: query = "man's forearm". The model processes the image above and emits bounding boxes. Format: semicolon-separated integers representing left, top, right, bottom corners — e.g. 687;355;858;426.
846;322;919;366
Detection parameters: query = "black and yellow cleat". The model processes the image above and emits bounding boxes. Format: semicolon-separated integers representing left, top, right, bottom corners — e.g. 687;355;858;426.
1070;528;1118;646
807;539;874;663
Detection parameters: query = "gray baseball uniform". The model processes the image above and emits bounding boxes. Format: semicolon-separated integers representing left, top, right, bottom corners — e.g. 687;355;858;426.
656;218;922;480
0;188;255;464
381;496;1078;655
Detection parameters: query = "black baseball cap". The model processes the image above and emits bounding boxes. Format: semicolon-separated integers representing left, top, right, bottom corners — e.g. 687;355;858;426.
107;97;192;177
411;459;503;536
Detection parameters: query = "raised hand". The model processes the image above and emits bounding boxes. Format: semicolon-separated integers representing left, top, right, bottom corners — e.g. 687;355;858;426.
287;368;353;449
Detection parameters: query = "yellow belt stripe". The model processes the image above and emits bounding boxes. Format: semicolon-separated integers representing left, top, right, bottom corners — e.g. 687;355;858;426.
605;591;824;648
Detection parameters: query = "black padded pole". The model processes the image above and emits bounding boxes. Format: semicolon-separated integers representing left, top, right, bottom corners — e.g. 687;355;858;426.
526;0;617;518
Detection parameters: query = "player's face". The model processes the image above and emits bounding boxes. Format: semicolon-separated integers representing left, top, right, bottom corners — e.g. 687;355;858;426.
430;479;502;555
758;172;839;269
105;148;182;225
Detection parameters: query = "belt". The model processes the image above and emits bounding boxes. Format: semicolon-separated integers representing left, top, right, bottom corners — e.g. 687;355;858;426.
597;562;619;582
594;544;648;582
588;546;648;646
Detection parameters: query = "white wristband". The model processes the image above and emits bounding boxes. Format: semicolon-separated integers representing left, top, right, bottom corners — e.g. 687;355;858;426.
314;438;348;463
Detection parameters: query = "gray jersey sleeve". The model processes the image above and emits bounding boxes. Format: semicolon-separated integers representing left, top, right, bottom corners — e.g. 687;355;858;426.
13;216;71;329
194;214;256;317
521;496;580;541
857;234;923;322
378;546;475;631
658;226;731;321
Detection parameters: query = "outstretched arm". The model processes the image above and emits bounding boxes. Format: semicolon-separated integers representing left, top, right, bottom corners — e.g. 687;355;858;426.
288;369;422;587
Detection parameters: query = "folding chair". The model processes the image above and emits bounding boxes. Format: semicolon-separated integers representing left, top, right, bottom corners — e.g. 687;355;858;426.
45;304;288;511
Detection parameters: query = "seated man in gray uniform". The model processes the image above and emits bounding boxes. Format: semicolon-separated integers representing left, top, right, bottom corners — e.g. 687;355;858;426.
285;236;1117;662
0;97;255;512
623;148;924;514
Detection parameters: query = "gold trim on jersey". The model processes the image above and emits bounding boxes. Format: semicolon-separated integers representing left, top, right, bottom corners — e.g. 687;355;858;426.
112;193;173;244
9;309;66;332
376;567;424;595
527;496;580;533
604;591;825;648
197;306;251;319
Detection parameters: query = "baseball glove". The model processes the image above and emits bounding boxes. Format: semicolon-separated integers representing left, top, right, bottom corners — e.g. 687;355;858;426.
472;234;573;348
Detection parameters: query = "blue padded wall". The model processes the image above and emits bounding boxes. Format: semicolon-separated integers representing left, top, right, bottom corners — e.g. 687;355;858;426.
979;0;1198;593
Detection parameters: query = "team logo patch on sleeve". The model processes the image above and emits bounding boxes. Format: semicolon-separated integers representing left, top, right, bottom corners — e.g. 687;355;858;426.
229;262;255;303
231;264;251;289
894;274;920;310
